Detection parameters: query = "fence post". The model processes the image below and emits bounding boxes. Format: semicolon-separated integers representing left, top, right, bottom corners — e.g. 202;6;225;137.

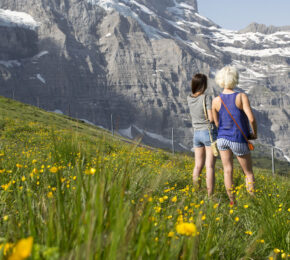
171;128;174;154
111;114;114;135
272;147;275;176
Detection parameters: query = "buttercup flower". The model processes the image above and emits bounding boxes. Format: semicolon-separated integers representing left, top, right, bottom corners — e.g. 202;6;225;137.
176;222;197;236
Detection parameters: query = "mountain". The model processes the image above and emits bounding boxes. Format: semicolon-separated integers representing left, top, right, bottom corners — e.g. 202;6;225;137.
0;0;289;160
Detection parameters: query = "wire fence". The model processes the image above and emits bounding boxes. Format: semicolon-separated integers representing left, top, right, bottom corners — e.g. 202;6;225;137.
5;92;290;175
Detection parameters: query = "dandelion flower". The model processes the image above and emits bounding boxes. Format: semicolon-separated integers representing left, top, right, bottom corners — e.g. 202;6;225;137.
168;232;174;237
171;196;177;202
244;205;249;209
8;237;33;260
245;231;252;235
213;203;219;209
274;248;280;254
235;217;239;222
176;222;197;236
50;167;58;173
89;168;96;175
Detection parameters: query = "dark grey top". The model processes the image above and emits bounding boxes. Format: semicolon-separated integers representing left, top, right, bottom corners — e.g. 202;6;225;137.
187;94;212;130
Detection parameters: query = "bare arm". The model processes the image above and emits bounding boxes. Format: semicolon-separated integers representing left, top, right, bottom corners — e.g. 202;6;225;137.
207;109;214;123
212;97;219;127
241;93;257;139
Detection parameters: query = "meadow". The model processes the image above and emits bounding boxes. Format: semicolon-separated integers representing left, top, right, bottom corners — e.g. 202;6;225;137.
0;96;289;260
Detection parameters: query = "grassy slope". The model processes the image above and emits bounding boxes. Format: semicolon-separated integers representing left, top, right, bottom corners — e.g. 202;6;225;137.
0;96;289;259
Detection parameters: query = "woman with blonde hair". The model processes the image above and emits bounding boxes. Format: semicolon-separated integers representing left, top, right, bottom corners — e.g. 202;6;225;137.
212;66;257;204
187;73;217;197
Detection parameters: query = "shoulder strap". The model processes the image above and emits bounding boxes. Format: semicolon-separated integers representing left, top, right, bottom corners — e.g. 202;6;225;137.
219;96;249;144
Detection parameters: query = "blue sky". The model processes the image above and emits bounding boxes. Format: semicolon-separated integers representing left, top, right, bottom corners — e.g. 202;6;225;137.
197;0;290;30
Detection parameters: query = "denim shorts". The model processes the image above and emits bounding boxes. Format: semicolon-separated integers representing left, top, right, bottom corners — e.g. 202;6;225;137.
194;128;217;148
217;138;250;156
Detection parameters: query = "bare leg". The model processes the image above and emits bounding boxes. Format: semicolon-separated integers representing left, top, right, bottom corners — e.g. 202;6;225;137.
193;147;205;189
220;150;235;202
236;153;255;195
205;146;216;196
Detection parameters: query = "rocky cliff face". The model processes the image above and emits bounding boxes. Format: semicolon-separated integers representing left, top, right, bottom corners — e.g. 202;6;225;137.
0;0;289;159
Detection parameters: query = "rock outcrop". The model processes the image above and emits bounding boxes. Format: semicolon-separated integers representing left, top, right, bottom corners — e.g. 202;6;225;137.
0;0;289;159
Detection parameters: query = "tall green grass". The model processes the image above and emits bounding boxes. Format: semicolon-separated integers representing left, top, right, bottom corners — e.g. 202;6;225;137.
0;97;289;259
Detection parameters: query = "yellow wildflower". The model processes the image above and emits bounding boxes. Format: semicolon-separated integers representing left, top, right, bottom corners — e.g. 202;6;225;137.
50;167;58;173
171;196;177;202
245;231;252;235
154;206;161;213
168;232;174;237
0;243;14;256
229;209;234;214
235;217;239;222
176;222;197;236
244;205;249;208
8;237;33;260
274;248;280;254
213;203;219;209
1;182;11;191
47;192;53;198
3;215;9;221
90;168;96;175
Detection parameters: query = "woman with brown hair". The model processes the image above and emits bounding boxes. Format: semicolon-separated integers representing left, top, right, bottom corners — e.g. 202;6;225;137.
187;73;217;196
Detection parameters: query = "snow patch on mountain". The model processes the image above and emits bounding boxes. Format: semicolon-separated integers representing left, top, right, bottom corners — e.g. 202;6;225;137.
119;126;133;139
0;60;21;68
33;51;49;59
36;74;46;84
0;9;39;30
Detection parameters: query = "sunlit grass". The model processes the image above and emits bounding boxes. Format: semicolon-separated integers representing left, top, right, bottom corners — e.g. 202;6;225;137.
0;96;289;259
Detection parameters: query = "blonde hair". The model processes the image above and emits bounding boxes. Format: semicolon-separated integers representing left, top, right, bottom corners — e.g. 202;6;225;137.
215;66;239;89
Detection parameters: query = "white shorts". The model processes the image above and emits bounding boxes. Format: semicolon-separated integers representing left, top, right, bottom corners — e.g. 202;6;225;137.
217;138;250;156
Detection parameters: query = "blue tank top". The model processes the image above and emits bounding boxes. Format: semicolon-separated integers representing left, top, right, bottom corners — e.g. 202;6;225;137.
218;92;250;143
